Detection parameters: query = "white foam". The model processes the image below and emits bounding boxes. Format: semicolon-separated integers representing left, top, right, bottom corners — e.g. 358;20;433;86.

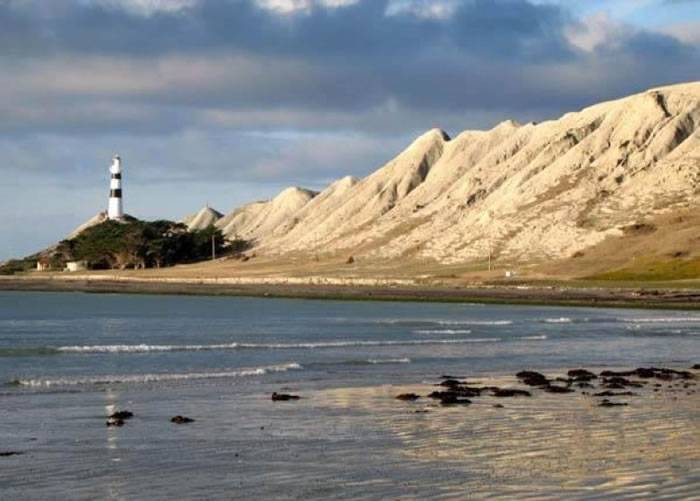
413;329;473;335
57;338;504;353
58;343;241;353
544;317;572;324
438;320;513;326
619;317;700;324
13;362;302;387
367;358;411;364
378;318;513;326
520;335;548;340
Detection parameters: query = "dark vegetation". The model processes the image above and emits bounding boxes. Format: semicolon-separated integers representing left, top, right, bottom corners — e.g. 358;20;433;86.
0;219;250;274
0;259;36;275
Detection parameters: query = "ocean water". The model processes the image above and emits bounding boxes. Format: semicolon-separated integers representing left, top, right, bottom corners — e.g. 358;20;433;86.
1;291;699;499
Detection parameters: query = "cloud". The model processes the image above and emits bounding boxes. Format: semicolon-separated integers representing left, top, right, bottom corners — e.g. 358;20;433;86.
659;21;700;45
254;0;359;14
385;0;461;20
1;0;699;258
80;0;199;16
0;0;697;139
565;13;627;52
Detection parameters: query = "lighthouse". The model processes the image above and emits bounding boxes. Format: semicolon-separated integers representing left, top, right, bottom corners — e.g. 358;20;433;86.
108;155;124;220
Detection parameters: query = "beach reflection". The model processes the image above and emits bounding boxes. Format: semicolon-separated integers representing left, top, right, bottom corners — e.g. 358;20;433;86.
319;375;700;498
103;388;127;500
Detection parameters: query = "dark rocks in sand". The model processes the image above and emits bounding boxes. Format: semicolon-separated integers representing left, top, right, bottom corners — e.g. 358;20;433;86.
601;367;694;381
0;451;23;457
171;415;195;424
492;388;531;397
603;382;627;390
428;390;472;405
428;390;461;400
602;376;644;388
439;394;472;405
567;369;598;381
106;417;124;427
428;390;448;399
429;385;484;398
271;392;301;401
493;404;504;408
457;387;485;398
438;379;464;388
516;371;549;386
600;370;633;377
594;391;637;397
109;410;134;420
599;399;628;407
544;385;575;394
395;393;421;401
106;411;132;427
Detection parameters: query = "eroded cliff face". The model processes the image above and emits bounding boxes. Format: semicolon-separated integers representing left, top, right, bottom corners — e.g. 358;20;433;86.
214;82;700;265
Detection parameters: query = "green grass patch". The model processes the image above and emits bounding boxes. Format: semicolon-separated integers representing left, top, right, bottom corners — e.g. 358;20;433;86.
587;257;700;281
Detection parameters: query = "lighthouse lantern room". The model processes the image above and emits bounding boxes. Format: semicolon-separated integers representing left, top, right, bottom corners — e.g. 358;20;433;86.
108;155;124;220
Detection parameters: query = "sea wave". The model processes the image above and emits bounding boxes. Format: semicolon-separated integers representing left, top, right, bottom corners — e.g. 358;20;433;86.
543;317;572;324
618;317;700;324
57;343;241;353
624;327;697;336
367;358;411;364
9;362;303;387
413;329;473;335
376;319;513;327
55;338;506;354
439;320;513;326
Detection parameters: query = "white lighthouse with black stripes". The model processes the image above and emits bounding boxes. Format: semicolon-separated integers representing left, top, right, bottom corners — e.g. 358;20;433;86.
108;155;124;220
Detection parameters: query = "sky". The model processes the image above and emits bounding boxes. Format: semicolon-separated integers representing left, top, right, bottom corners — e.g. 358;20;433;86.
1;0;699;259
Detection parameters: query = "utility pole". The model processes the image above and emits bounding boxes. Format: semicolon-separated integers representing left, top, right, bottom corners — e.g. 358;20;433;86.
486;210;493;272
488;238;492;272
211;233;216;261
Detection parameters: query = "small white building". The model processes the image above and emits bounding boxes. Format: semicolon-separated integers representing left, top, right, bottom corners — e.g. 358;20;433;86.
36;258;51;271
65;261;88;272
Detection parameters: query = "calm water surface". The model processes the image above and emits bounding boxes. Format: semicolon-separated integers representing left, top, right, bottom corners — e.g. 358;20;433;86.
1;292;698;499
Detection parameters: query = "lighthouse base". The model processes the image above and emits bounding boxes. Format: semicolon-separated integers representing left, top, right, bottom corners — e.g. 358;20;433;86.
108;198;123;221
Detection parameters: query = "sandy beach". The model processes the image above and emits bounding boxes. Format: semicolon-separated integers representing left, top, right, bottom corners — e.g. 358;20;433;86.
2;274;700;309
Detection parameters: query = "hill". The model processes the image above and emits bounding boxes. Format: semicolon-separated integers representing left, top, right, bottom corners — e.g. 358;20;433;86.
199;82;700;280
0;219;229;273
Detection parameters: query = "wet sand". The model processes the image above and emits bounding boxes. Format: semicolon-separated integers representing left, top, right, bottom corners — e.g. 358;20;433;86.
2;275;700;309
316;369;700;498
2;368;698;499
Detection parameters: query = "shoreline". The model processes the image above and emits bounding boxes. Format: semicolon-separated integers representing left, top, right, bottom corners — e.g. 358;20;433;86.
4;366;699;499
2;275;700;309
